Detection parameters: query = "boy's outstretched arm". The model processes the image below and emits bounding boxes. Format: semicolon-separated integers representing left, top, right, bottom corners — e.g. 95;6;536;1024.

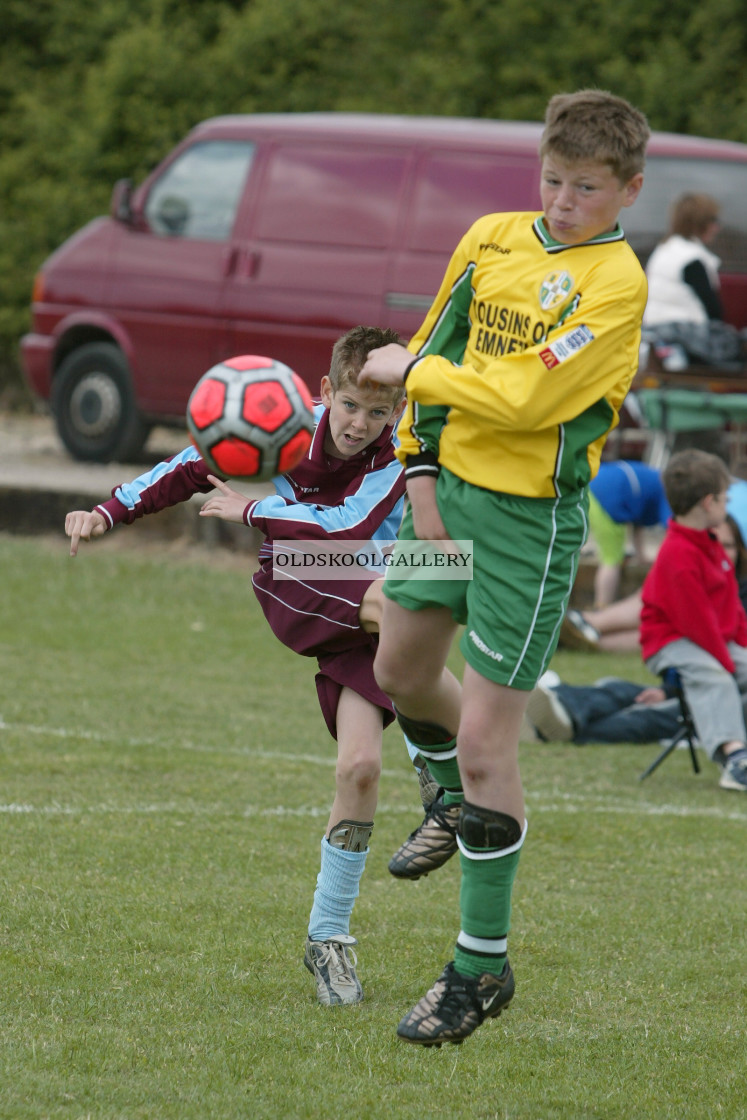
65;510;107;557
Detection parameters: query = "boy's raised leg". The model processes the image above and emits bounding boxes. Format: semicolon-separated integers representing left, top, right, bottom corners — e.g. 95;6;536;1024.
374;599;464;878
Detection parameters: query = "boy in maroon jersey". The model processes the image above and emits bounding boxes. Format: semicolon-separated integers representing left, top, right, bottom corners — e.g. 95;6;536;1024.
65;326;406;1006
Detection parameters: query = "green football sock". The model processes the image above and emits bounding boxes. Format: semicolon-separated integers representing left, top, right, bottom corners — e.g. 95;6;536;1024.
411;735;462;798
398;715;463;799
453;833;524;979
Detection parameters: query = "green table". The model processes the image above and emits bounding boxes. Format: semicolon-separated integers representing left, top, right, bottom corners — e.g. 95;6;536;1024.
636;387;747;468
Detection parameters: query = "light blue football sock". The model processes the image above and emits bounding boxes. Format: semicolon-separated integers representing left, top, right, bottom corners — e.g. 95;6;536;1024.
307;836;368;941
403;733;421;765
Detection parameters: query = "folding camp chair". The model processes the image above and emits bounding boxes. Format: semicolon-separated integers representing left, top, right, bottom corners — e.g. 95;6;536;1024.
639;667;701;780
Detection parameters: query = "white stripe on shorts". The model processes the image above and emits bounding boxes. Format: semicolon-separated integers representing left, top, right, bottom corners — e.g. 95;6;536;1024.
508;501;559;686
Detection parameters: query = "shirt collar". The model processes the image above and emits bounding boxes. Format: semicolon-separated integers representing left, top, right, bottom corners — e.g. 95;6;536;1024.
306;404;393;472
532;215;626;253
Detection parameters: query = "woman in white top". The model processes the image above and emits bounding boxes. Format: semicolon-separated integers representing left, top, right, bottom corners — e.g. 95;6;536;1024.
643;193;723;326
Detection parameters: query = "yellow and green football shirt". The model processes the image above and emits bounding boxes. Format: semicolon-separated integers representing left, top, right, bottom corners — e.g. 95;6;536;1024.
399;212;647;499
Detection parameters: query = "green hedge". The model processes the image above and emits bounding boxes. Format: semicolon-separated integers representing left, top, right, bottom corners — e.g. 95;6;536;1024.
1;0;745;405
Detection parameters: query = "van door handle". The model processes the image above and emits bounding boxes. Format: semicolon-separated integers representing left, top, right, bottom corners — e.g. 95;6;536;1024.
243;250;260;278
223;249;262;280
222;246;239;277
222;247;260;278
385;292;436;312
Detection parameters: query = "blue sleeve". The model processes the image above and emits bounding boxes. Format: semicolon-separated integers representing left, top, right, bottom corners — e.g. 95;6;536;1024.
97;445;214;525
112;445;209;510
246;460;405;542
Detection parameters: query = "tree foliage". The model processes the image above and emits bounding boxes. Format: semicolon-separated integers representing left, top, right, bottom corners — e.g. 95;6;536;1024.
1;0;745;402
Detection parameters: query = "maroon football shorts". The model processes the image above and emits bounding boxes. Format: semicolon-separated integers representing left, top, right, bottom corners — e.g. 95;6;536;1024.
251;561;394;738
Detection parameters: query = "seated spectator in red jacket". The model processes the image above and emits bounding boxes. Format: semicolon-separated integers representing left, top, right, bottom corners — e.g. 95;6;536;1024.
640;450;747;792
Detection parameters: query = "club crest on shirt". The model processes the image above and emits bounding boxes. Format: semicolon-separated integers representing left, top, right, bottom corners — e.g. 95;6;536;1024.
539;271;573;311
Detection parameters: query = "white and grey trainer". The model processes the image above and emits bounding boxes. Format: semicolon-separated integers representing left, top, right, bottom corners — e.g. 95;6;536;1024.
304;934;363;1005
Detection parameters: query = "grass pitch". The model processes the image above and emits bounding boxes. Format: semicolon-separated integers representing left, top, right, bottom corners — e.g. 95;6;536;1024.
0;533;745;1120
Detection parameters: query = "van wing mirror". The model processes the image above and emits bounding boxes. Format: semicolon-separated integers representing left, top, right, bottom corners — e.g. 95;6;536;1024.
110;178;134;224
154;195;190;235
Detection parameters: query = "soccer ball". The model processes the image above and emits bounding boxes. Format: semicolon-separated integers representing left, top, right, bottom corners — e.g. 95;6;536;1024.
186;355;315;480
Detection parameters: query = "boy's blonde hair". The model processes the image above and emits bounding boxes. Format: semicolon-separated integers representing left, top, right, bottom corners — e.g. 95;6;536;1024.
540;89;650;183
329;325;406;407
663;449;730;516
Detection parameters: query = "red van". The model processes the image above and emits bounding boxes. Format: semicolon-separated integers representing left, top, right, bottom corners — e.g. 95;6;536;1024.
20;112;747;461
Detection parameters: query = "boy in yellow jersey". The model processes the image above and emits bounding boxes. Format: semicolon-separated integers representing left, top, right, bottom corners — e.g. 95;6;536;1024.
358;89;650;1046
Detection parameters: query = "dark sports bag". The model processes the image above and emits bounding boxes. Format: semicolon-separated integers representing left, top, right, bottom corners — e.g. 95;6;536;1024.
642;321;746;372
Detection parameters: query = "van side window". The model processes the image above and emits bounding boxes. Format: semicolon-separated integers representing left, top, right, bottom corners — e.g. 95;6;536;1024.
624;156;747;274
144;140;255;241
255;146;407;248
407;153;540;253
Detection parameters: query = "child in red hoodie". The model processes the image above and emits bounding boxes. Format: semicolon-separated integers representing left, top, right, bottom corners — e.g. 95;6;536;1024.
640;449;747;791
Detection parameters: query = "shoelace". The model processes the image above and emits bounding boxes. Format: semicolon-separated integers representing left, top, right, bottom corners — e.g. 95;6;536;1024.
405;800;459;843
429;801;460;831
318;941;358;977
433;972;480;1025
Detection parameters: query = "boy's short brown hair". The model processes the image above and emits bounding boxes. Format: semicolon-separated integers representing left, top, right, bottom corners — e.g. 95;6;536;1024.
329;325;406;407
540;89;650;182
662;449;730;516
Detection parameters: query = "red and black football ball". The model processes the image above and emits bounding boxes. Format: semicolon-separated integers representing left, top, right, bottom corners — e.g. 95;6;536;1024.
186;356;315;480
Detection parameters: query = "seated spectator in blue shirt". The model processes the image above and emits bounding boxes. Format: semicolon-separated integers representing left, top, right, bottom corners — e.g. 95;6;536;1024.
726;477;747;546
588;460;671;606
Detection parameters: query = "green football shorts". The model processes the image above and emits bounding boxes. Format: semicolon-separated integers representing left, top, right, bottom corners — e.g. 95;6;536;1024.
383;469;589;690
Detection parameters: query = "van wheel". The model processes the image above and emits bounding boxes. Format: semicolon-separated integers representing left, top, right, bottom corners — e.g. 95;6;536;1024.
51;342;149;462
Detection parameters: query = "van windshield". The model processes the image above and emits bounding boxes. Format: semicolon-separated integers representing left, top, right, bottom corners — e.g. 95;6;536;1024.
624;156;747;274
